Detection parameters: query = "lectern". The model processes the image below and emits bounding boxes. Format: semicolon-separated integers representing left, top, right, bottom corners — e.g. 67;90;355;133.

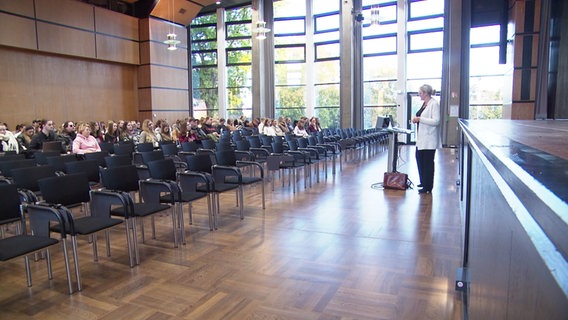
385;127;413;172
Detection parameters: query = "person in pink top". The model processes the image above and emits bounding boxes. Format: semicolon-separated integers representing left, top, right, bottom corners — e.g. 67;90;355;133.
72;122;101;154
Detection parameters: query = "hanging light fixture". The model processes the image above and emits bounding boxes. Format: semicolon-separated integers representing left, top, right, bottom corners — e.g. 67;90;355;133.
370;5;380;27
216;0;221;4
163;0;181;51
253;21;271;40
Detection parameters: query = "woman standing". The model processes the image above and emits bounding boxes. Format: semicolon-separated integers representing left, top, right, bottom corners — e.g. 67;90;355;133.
411;84;442;194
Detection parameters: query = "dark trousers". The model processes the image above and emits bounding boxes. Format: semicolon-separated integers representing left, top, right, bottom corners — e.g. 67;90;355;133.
416;148;436;191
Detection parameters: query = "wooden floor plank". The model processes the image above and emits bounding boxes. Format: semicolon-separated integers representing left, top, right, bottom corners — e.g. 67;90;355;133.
0;145;463;319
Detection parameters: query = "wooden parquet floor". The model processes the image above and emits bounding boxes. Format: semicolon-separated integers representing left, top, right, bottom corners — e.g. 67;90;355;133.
0;145;463;320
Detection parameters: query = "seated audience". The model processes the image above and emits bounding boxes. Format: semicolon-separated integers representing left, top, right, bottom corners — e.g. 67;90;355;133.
29;119;57;150
72;122;101;154
0;123;19;153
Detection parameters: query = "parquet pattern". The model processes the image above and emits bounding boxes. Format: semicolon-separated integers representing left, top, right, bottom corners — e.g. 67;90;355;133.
0;146;463;319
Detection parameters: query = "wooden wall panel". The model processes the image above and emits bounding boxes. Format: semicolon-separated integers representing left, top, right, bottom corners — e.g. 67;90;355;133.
94;6;138;40
138;65;152;88
0;12;37;50
35;0;94;31
0;0;35;17
138;88;152;109
150;65;189;89
148;41;188;68
0;47;138;127
37;22;96;58
151;88;189;110
96;34;140;64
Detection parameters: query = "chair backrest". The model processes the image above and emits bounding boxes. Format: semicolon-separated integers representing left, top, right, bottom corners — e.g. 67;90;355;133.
100;165;139;192
38;173;90;206
141;150;165;165
0;184;22;225
147;159;177;180
308;136;318;146
46;154;78;173
11;165;57;192
98;142;114;154
104;155;132;168
34;151;61;165
201;139;216;150
0;154;25;162
260;135;273;146
65;160;100;183
215;150;237;166
161;143;179;157
84;151;109;167
42;141;63;152
113;143;134;158
185;154;213;174
297;137;309;148
271;142;285;154
181;141;199;152
215;142;233;151
136;142;154;152
0;159;37;178
287;139;299;151
246;136;262;148
235;140;251;152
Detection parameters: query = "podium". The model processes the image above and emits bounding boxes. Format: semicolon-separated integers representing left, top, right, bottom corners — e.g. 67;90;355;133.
385;127;413;172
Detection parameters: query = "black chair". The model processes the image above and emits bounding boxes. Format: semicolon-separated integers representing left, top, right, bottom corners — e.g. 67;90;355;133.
269;142;307;193
180;141;199;153
113;143;134;158
11;165;58;195
214;150;265;211
34;151;62;165
135;142;154;152
99;165;172;266
84;151;109;168
146;159;211;239
140;150;165;166
104;155;132;168
46;154;79;173
0;184;74;294
0;153;25;161
98;142;114;155
0;159;37;181
38;173;124;291
161;143;180;158
65;160;101;187
200;139;216;151
184;154;241;227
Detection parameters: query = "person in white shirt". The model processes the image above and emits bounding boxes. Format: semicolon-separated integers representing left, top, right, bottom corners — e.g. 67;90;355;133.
293;120;309;138
411;84;442;194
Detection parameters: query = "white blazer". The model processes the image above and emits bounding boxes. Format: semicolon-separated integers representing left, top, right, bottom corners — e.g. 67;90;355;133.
415;97;442;150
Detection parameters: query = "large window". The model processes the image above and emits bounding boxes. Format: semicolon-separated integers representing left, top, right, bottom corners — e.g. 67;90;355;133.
225;5;253;120
313;1;341;128
362;0;400;128
469;25;505;119
190;13;218;119
274;0;307;121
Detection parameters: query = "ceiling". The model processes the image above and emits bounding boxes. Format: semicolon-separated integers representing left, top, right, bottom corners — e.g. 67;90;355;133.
81;0;253;26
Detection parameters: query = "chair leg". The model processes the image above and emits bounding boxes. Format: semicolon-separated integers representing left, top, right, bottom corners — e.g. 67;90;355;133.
24;255;32;287
131;218;140;266
178;202;186;245
105;230;111;257
171;206;178;248
124;219;135;268
207;194;214;231
92;233;99;262
261;179;265;209
239;186;244;220
46;248;53;280
61;239;75;294
71;236;82;292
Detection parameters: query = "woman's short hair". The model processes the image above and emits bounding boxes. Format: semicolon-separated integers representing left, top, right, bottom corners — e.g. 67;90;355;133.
419;84;436;96
77;122;90;133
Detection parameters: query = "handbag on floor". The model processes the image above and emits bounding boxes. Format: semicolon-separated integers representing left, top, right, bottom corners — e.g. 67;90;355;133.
383;171;410;190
